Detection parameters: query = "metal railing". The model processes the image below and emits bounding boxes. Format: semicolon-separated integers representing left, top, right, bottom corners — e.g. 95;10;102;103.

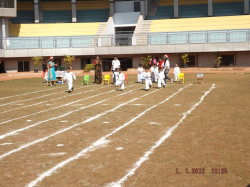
1;29;250;49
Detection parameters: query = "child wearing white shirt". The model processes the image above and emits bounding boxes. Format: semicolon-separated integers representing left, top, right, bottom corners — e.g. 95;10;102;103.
64;67;76;93
174;63;180;82
110;55;120;84
145;67;152;91
137;64;143;83
116;68;125;91
156;68;166;88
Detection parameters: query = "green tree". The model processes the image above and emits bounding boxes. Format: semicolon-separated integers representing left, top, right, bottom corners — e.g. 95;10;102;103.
141;55;152;67
32;56;43;69
63;55;75;67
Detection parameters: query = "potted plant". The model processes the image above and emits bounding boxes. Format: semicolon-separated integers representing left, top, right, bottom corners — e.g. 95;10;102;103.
63;55;75;69
32;56;43;73
214;56;222;68
84;64;95;72
181;54;190;68
141;55;152;68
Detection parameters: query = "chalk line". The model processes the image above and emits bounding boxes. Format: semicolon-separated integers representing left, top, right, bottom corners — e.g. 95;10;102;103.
0;86;104;114
0;85;133;140
0;86;111;125
26;85;189;187
0;85;63;101
0;86;138;159
0;84;94;108
108;84;215;187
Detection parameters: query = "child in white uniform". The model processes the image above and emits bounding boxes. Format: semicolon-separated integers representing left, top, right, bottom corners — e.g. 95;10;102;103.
156;68;166;88
116;68;125;91
113;68;119;86
137;64;143;83
174;63;180;82
145;67;152;91
64;67;76;93
154;65;159;83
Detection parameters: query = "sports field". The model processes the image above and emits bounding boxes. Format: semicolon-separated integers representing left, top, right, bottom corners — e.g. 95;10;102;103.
0;73;249;187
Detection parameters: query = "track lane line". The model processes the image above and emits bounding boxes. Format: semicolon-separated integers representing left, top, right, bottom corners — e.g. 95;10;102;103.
26;85;190;187
108;84;216;187
0;85;117;125
0;86;137;159
0;86;105;114
0;85;134;140
0;85;93;107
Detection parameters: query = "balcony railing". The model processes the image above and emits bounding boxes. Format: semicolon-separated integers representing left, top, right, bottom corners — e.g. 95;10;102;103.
0;29;249;49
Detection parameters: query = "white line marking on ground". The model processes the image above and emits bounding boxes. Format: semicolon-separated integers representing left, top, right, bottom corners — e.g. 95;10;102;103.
0;86;108;125
60;121;68;123
174;104;181;106
108;84;215;187
0;86;103;114
0;85;92;107
0;143;13;146
148;122;160;125
57;144;64;147
116;147;123;150
0;86;137;159
46;152;67;156
0;85;134;140
26;85;189;187
0;86;61;101
103;122;110;124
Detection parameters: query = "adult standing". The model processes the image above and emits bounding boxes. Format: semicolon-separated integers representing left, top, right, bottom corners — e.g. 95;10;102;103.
94;56;102;84
149;56;157;65
42;58;48;83
48;56;57;86
110;55;120;84
163;54;173;84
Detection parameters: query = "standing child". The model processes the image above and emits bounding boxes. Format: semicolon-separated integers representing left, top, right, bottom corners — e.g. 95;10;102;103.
174;63;180;82
156;68;166;88
116;68;125;91
163;54;173;84
64;67;76;93
145;67;152;91
113;68;119;86
137;64;143;83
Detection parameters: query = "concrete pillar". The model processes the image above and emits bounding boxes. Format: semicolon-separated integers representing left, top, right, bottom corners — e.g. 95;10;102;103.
1;18;8;49
110;0;115;17
140;0;146;19
244;0;249;14
34;0;39;23
174;0;178;18
72;0;77;23
208;0;213;16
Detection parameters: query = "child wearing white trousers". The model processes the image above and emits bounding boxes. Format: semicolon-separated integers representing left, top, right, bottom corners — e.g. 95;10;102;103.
145;67;152;91
64;67;76;93
116;68;125;91
174;63;180;82
137;64;143;83
157;68;166;88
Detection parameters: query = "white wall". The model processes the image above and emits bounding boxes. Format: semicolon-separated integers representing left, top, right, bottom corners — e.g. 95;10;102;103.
4;59;17;72
115;1;136;13
113;12;140;25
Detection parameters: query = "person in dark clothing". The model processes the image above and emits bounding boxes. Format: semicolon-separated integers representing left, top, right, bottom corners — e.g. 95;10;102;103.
42;58;48;83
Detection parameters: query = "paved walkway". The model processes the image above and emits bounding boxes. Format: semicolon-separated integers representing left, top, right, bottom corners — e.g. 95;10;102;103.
0;67;249;81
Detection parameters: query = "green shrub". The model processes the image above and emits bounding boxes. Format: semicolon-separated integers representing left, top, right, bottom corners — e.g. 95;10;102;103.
84;64;95;72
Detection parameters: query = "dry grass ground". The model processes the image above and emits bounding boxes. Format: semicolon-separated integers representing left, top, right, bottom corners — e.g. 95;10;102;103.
0;73;249;187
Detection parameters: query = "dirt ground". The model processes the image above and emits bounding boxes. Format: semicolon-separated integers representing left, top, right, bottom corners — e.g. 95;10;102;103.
0;73;249;187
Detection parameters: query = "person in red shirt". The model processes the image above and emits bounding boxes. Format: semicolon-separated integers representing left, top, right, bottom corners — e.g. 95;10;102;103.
158;57;164;69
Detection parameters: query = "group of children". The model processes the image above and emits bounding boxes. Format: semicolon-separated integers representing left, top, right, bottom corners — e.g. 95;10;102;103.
138;54;181;91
